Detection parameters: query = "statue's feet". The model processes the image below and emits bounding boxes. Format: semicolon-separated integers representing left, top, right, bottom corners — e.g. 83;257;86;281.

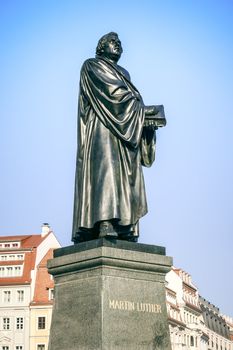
118;232;138;243
74;221;138;243
98;221;118;238
73;229;97;243
115;224;138;242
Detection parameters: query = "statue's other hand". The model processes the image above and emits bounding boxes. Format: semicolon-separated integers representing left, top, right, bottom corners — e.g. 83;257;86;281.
143;119;158;130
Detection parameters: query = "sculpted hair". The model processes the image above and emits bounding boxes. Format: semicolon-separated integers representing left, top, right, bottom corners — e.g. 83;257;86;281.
96;32;118;56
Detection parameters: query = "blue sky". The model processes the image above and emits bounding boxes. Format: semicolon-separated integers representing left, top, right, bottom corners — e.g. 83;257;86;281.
1;1;233;316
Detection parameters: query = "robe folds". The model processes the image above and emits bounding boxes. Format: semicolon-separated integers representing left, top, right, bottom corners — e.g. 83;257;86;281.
72;57;156;240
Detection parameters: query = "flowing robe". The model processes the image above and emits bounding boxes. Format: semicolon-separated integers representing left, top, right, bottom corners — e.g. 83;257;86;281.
72;57;155;240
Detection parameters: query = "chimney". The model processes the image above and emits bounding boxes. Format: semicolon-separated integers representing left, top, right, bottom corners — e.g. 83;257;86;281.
41;223;51;237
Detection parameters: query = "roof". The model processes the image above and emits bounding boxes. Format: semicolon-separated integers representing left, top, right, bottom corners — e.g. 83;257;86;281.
31;248;54;305
0;235;30;241
173;267;198;290
0;232;52;286
0;233;50;248
0;249;36;285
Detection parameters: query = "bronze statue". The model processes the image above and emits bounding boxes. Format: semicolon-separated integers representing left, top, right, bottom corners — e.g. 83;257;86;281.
72;32;166;243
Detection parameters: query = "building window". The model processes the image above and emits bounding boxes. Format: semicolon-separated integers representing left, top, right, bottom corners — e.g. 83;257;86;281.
2;346;10;350
190;336;194;346
49;288;54;300
3;290;11;303
16;346;23;350
17;290;24;302
0;254;24;261
17;254;24;260
0;265;22;277
37;317;46;330
37;345;45;350
14;266;22;276
16;317;24;330
3;317;10;330
6;266;13;276
0;242;20;249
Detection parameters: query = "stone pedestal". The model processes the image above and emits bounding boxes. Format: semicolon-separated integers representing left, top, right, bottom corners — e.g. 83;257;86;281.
47;238;172;350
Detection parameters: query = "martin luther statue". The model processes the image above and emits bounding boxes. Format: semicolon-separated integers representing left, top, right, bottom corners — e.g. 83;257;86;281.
72;32;166;243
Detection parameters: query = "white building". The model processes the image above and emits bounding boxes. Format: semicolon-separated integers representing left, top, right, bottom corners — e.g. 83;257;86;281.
0;224;60;350
222;315;233;345
166;267;209;349
199;297;232;350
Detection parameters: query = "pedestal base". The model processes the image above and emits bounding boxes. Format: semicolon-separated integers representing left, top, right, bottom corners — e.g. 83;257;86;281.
48;238;172;350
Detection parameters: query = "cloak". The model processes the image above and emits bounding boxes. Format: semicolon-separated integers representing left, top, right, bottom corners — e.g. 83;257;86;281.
72;57;155;240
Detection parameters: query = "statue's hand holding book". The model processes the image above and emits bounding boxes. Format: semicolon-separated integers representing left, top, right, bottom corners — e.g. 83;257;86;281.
144;105;166;128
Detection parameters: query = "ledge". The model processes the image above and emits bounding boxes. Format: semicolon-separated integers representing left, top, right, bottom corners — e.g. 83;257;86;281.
54;237;166;258
48;238;172;278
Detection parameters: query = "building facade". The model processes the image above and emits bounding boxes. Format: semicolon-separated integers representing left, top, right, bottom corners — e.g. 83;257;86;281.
1;228;232;350
223;315;233;344
29;249;55;350
200;297;232;350
0;224;60;350
166;268;233;350
166;268;209;349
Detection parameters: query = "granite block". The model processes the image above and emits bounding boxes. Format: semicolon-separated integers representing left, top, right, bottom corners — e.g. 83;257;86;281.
48;238;172;350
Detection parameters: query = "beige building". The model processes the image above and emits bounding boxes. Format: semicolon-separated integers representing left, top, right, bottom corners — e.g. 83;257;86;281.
30;304;53;350
29;249;55;350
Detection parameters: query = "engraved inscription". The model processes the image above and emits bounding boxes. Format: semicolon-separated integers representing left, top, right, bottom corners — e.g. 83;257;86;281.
109;299;162;313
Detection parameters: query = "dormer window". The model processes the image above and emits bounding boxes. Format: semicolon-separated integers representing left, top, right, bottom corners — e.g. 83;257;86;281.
0;241;21;249
0;265;23;277
0;254;24;261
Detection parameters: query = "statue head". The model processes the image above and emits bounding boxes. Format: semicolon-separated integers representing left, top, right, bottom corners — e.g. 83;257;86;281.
96;32;123;63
